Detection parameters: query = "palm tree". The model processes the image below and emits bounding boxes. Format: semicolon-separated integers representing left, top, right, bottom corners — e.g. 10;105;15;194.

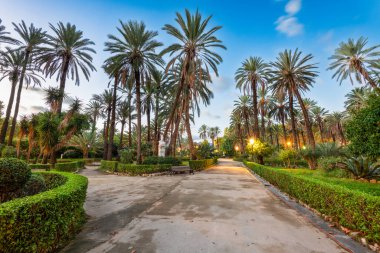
198;124;208;140
161;9;225;159
26;113;38;162
233;95;252;138
328;37;380;90
40;22;96;114
105;20;163;164
69;131;96;158
214;126;221;149
151;68;165;155
235;57;270;139
311;106;329;142
8;21;46;145
344;87;371;113
0;19;19;46
326;111;347;145
269;91;289;144
117;100;131;149
85;100;102;133
270;49;318;154
15;115;29;158
0;101;4;119
258;86;274;139
142;77;154;142
0;48;42;144
44;86;66;114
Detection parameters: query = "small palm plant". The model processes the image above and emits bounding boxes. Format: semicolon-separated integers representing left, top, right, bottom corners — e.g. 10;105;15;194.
337;156;380;180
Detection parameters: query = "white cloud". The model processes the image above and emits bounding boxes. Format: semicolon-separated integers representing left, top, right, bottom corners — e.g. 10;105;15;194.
285;0;301;15
275;16;303;37
318;30;334;43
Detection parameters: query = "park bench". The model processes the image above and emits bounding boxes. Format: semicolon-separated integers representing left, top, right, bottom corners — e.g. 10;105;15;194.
171;166;194;175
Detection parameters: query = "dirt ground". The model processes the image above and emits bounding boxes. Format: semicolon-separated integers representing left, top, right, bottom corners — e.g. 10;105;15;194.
62;159;347;253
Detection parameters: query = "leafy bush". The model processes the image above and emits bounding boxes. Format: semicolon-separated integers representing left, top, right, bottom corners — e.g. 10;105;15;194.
29;163;51;171
22;174;46;196
196;140;214;159
189;158;217;171
40;173;67;190
0;172;88;252
0;158;31;193
54;161;82;172
245;139;273;164
245;162;380;243
278;149;297;167
1;146;16;158
142;156;181;166
119;149;134;164
100;160;118;172
117;163;171;175
336;156;380;180
318;156;343;172
316;142;344;157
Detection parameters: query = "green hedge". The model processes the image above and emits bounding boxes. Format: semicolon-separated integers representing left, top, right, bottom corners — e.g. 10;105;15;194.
100;160;118;172
245;162;380;243
117;163;171;176
29;163;52;170
189;158;218;171
55;161;84;172
142;156;182;166
0;172;88;252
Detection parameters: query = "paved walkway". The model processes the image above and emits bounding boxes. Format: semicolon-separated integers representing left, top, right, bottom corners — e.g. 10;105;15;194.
62;159;347;253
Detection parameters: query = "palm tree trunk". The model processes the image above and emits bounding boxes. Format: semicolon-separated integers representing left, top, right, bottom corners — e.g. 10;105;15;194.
27;132;34;162
107;74;118;160
357;64;379;91
135;70;142;164
184;101;196;160
294;89;315;149
170;113;181;157
288;92;299;149
57;56;70;114
103;119;109;160
0;78;18;144
280;114;287;144
153;90;159;156
147;104;151;143
8;51;32;146
318;120;325;142
128;93;132;148
251;80;260;139
119;121;125;149
91;111;97;133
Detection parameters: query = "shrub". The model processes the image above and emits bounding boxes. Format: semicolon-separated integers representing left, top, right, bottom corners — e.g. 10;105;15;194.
196;140;214;159
142;156;181;166
245;162;380;243
278;149;297;167
62;149;83;158
119;149;134;164
0;172;88;252
40;173;67;190
1;146;16;158
22;174;46;196
117;163;171;175
0;158;31;193
100;160;118;172
336;156;380;180
55;161;80;172
318;156;343;172
316;142;344;157
29;163;51;171
189;158;217;171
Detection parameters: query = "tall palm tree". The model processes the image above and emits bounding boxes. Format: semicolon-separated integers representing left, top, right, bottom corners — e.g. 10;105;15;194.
344;87;371;113
311;106;328;142
214;126;221;149
39;22;96;114
326;111;347;145
270;49;318;153
258;86;274;139
85;100;102;133
16;115;29;158
142;77;154;142
69;131;96;158
0;19;19;45
235;57;270;139
8;21;46;145
269;91;289;144
117;100;132;149
328;37;380;90
0;48;42;144
198;124;208;140
44;86;66;114
151;68;165;155
105;20;163;164
26;113;38;162
161;9;225;159
233;95;252;138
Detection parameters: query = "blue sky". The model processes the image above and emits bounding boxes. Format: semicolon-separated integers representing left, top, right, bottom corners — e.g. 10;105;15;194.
1;0;380;140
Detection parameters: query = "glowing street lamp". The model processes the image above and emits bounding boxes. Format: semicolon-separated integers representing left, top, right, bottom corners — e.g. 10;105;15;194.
234;146;239;151
286;141;291;147
249;138;255;145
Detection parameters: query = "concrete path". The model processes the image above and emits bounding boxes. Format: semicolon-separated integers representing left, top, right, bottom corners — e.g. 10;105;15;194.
62;159;347;253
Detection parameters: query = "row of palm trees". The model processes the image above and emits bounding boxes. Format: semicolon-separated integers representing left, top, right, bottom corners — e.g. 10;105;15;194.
0;10;225;163
229;37;380;165
198;124;221;147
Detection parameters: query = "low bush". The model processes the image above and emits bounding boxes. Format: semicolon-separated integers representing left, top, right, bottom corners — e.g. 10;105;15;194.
0;158;31;193
117;163;171;175
142;156;181;166
0;171;88;252
29;163;52;171
189;158;218;171
1;146;16;158
100;160;118;172
54;161;82;172
119;149;134;164
39;173;67;190
22;174;46;196
245;162;380;243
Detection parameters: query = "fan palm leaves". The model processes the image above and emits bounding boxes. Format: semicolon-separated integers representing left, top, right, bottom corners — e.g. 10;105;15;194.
344;87;371;113
310;106;329;142
0;18;19;45
39;22;96;114
328;37;380;90
198;124;208;140
69;131;96;158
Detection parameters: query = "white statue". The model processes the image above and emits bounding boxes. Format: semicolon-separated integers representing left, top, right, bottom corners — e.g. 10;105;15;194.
158;137;166;157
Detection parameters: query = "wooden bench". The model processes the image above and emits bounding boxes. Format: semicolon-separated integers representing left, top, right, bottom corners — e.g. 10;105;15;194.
171;166;194;175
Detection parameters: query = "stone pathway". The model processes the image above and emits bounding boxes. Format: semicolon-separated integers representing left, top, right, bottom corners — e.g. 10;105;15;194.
62;159;351;253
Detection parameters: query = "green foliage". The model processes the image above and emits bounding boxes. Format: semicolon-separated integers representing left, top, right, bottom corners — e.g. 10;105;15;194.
346;94;380;158
278;149;297;167
1;146;17;158
142;156;181;166
196;140;214;159
337;156;380;180
100;160;118;172
246;139;273;159
318;156;344;172
189;158;217;171
40;173;67;190
245;162;380;243
117;163;172;175
62;149;83;158
0;172;88;252
0;158;31;193
29;163;52;171
119;149;134;164
54;161;84;172
22;174;46;196
316;142;344;157
220;137;235;156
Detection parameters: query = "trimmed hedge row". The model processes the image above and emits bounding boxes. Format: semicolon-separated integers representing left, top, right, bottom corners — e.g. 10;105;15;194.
29;163;52;170
100;160;171;175
0;172;88;252
142;156;182;166
245;161;380;243
189;158;218;171
55;160;85;172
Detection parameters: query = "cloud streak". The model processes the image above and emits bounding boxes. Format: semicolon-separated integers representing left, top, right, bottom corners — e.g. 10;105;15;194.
275;0;303;37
